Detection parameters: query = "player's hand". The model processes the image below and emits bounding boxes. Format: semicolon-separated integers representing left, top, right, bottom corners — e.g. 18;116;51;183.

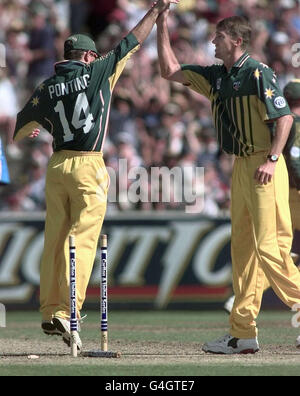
28;128;40;139
254;161;276;185
157;4;170;24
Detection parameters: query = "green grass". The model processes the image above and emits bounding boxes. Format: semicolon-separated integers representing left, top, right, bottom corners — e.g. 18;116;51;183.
0;310;299;376
1;364;300;377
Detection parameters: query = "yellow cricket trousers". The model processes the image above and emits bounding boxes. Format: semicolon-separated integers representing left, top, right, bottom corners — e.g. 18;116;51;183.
40;150;109;321
263;187;300;290
229;153;300;339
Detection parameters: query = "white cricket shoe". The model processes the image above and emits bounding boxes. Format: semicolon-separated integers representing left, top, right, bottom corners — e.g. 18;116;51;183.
296;336;300;349
224;295;235;314
52;317;82;351
202;334;259;355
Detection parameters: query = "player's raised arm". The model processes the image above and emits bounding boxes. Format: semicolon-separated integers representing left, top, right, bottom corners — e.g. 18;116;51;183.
131;0;179;45
156;7;187;84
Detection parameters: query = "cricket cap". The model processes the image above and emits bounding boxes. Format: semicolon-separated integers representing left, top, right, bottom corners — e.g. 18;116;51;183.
64;34;100;57
284;79;300;101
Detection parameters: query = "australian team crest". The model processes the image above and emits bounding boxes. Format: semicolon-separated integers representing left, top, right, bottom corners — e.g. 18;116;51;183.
233;81;241;91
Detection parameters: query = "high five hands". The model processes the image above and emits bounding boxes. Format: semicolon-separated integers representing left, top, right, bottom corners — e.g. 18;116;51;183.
154;0;179;13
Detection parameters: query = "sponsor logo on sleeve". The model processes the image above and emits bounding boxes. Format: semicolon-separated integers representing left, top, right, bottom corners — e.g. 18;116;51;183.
274;96;286;109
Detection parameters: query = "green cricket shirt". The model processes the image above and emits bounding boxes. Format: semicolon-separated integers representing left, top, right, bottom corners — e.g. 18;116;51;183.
181;53;291;157
14;33;140;152
284;114;300;190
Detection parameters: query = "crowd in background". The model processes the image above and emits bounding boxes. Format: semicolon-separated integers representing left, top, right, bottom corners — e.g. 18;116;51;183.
0;0;300;215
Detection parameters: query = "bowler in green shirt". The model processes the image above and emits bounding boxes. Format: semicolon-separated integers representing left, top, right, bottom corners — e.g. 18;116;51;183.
157;12;300;354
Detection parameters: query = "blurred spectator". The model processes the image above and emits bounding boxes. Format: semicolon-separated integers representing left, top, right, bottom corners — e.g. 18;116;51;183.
87;0;119;38
109;95;138;148
5;22;28;81
161;103;186;160
0;69;19;157
70;0;88;34
24;4;56;90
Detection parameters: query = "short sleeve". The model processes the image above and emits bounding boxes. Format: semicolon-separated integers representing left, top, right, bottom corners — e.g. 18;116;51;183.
181;64;216;99
13;86;48;141
91;33;140;91
255;64;291;121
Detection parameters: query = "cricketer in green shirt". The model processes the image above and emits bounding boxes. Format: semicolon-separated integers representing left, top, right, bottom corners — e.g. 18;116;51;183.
13;32;140;152
181;52;291;157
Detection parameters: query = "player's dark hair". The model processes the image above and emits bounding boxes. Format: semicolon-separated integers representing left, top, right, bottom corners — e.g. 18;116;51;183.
64;39;86;60
64;49;86;60
216;16;252;50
